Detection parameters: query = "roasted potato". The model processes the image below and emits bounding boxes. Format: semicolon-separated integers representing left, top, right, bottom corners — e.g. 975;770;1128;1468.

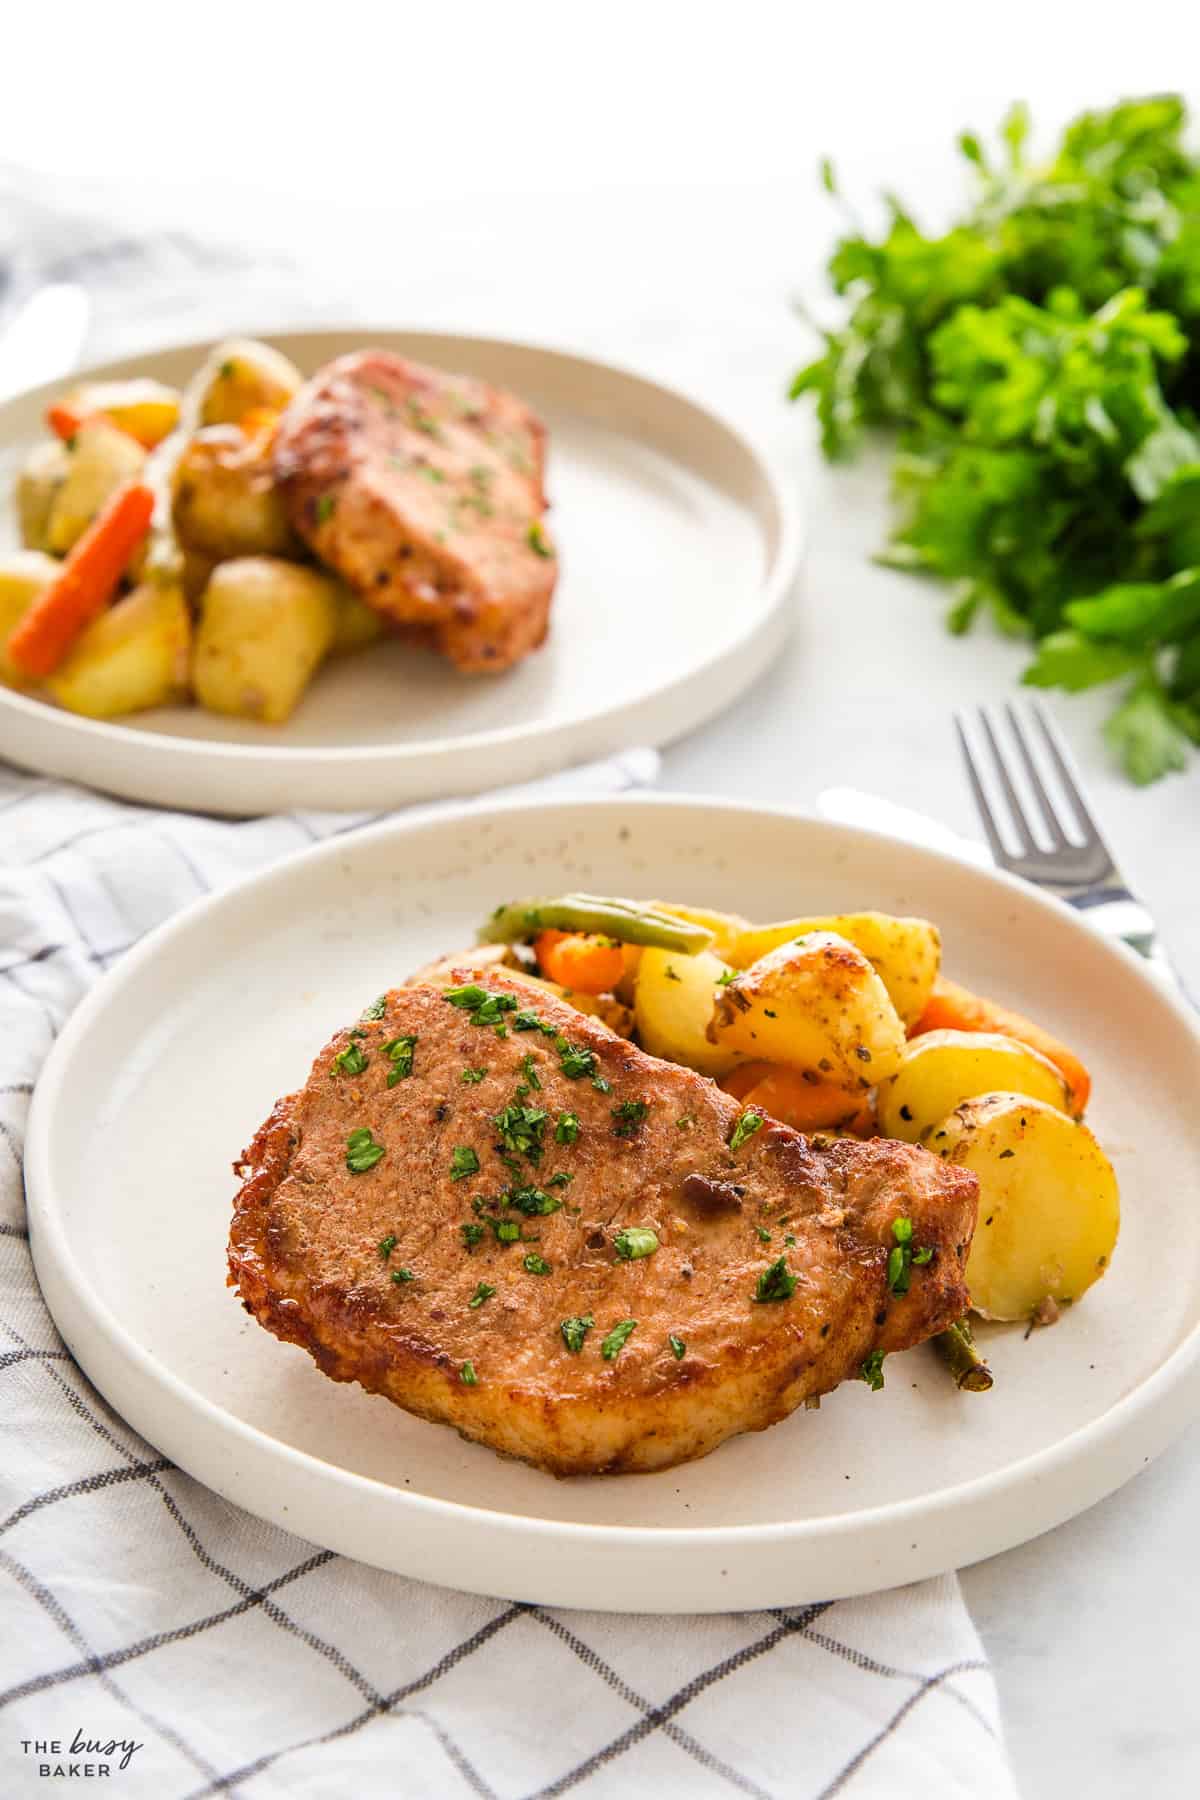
199;339;303;427
877;1029;1074;1142
635;946;744;1076
0;551;59;687
16;439;71;550
45;419;146;555
728;912;940;1030
171;425;296;560
48;582;190;718
331;585;385;654
708;930;906;1086
929;1092;1119;1321
192;557;336;724
64;378;181;448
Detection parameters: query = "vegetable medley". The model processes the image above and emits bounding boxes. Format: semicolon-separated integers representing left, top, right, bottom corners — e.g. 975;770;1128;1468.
792;94;1200;784
1;339;386;723
465;892;1120;1382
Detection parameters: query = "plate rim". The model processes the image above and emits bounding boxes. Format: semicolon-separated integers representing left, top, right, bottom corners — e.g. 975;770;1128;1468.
0;326;803;769
24;794;1200;1605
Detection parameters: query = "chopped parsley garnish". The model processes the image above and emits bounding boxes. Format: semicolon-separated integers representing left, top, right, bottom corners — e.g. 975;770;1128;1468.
508;1184;562;1216
601;1319;637;1361
668;1334;687;1360
468;1281;496;1308
493;1101;547;1163
315;493;336;524
392;1268;415;1284
523;1252;552;1275
450;1145;481;1182
555;1111;580;1145
218;359;235;379
729;1109;765;1153
611;1099;650;1139
361;995;388;1021
613;1227;658;1261
557;1038;598;1080
860;1350;886;1392
461;1066;488;1084
560;1314;594;1354
512;1009;544;1032
526;519;554;558
332;1041;369;1077
377;1234;397;1261
461;1361;478;1385
591;1075;612;1094
547;1170;573;1189
754;1256;797;1303
887;1215;933;1296
461;1222;485;1249
756;1227;772;1243
716;968;736;986
417;463;446;483
444;984;518;1027
519;1053;542;1090
346;1127;385;1173
382;1034;417;1085
492;1219;522;1244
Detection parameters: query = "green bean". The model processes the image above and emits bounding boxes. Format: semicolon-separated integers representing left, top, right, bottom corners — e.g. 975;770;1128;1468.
933;1318;994;1393
479;893;713;954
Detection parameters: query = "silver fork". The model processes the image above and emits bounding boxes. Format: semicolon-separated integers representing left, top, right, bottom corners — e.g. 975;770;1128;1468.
955;701;1179;984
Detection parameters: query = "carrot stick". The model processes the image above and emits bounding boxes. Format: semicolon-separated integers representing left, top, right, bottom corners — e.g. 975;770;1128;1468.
534;929;625;995
911;976;1092;1114
720;1063;875;1135
46;401;87;442
6;482;155;678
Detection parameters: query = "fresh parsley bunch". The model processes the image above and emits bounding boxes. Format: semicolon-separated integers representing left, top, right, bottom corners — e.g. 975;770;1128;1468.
792;96;1200;783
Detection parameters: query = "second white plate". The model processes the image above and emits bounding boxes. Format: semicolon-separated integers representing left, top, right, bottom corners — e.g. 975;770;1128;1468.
24;798;1200;1611
0;331;799;815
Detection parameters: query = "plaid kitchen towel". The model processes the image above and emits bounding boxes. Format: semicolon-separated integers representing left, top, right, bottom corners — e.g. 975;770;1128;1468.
0;189;1016;1798
0;751;1015;1800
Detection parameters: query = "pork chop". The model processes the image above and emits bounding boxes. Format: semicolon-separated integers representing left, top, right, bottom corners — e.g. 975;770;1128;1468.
228;971;977;1475
271;351;557;673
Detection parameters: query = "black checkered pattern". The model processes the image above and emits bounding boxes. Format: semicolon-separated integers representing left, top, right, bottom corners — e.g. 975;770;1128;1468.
0;212;1013;1797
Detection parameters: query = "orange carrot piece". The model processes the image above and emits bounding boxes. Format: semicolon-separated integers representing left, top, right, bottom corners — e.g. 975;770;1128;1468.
238;405;281;441
720;1063;875;1135
6;482;155;679
534;929;626;996
911;976;1091;1114
46;401;88;442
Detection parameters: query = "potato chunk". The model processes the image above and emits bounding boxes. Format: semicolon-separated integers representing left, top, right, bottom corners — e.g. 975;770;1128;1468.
16;440;71;550
330;584;385;654
728;912;940;1029
47;582;190;718
199;339;303;427
928;1093;1119;1321
708;930;905;1086
0;551;60;687
635;946;744;1076
877;1029;1074;1142
65;378;181;448
192;557;336;724
45;419;146;555
172;425;296;560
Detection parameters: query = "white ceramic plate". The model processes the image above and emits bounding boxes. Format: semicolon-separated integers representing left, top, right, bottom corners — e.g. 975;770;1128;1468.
0;331;799;815
25;798;1200;1612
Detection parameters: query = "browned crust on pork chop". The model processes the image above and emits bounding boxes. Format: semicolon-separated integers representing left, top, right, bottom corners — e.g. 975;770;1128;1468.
229;972;977;1475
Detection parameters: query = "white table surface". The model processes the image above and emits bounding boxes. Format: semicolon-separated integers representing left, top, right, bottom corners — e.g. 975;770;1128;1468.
6;13;1200;1790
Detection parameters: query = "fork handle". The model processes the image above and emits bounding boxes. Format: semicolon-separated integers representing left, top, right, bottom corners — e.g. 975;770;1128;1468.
1066;888;1193;1003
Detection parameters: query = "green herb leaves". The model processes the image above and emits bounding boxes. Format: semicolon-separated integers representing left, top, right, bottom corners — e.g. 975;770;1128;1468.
560;1314;594;1354
754;1256;797;1304
523;1252;552;1275
887;1216;934;1296
346;1127;385;1173
613;1227;659;1261
555;1111;580;1145
729;1109;764;1153
557;1038;597;1080
859;1349;886;1392
332;1041;368;1077
493;1101;547;1163
668;1334;687;1359
468;1281;496;1308
611;1100;649;1138
601;1319;637;1361
450;1146;481;1183
526;520;554;558
382;1035;417;1085
445;984;518;1028
792;95;1200;784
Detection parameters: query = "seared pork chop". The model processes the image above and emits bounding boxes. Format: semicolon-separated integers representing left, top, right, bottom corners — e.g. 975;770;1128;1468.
229;972;977;1475
272;351;557;673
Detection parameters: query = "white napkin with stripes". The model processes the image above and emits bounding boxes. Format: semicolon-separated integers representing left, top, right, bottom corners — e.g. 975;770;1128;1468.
0;750;1015;1800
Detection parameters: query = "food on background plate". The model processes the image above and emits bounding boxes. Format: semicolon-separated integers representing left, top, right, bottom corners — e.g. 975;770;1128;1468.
1;337;559;722
791;93;1200;786
229;973;976;1477
230;888;1119;1467
273;350;556;674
